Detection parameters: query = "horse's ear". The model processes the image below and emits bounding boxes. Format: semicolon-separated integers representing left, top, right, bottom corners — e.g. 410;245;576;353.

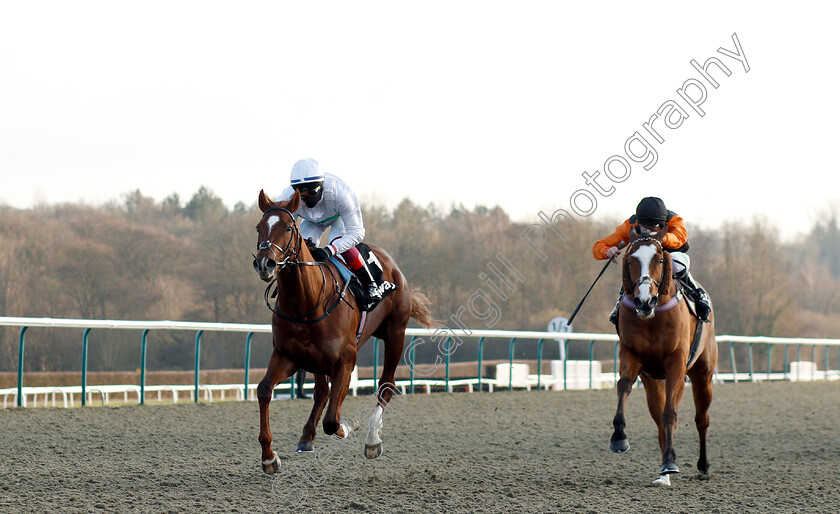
659;251;673;298
287;190;301;213
622;253;633;293
258;189;274;213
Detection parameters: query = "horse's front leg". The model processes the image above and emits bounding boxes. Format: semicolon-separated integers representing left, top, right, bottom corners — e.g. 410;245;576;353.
611;348;642;453
659;357;687;476
688;357;715;475
257;351;295;474
296;374;330;453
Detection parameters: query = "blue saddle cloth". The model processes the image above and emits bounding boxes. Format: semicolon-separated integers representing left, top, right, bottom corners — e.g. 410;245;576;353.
328;256;354;284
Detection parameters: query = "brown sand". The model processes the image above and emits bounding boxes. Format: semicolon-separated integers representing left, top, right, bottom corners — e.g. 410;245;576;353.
1;381;838;513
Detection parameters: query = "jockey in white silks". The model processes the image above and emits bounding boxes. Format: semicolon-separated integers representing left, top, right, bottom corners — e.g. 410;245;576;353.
276;158;382;302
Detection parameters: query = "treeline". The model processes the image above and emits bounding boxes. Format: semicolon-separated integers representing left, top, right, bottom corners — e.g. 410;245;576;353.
1;188;839;373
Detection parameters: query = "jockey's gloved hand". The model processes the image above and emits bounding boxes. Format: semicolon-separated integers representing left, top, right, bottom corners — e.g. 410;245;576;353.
310;247;333;262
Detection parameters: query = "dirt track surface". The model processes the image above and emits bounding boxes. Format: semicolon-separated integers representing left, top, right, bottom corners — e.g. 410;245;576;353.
1;381;839;513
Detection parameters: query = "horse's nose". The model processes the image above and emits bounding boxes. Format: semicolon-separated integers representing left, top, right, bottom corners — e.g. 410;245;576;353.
634;297;656;311
253;257;276;274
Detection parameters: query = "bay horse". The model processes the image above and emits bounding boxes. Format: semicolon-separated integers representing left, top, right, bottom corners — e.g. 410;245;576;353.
610;228;718;485
251;190;436;474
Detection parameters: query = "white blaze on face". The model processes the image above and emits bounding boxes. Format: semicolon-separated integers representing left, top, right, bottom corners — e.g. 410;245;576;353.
265;215;280;234
632;244;658;303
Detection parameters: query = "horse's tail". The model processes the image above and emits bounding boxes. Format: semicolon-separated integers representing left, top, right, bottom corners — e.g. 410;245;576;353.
409;288;439;328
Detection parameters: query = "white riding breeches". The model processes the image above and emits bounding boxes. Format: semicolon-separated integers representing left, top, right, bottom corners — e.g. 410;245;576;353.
670;251;690;275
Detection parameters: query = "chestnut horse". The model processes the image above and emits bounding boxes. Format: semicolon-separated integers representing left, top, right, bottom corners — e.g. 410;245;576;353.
252;190;436;474
610;229;718;485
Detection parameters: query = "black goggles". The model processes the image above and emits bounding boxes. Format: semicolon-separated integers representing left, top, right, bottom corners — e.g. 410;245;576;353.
292;182;323;197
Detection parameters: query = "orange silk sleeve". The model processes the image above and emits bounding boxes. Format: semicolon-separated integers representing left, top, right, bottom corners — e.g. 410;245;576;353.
592;220;631;260
662;215;688;250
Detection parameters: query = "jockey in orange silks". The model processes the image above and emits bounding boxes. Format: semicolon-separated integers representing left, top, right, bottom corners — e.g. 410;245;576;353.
593;197;711;324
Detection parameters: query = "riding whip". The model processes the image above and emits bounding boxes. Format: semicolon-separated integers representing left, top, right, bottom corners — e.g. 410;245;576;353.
566;241;626;325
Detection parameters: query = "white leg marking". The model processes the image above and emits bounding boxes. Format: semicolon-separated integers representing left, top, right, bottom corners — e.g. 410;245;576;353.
653;473;671;486
262;451;278;466
365;405;384;446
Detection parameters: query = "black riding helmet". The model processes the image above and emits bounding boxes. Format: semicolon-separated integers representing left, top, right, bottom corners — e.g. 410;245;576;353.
635;197;668;225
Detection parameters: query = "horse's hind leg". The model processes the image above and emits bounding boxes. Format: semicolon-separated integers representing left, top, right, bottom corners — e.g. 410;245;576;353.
296;374;330;453
257;351;295;474
365;325;407;459
322;361;353;437
611;349;642;453
688;361;714;475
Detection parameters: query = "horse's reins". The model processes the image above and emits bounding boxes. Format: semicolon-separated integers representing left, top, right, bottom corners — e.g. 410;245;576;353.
567;241;626;325
256;207;353;324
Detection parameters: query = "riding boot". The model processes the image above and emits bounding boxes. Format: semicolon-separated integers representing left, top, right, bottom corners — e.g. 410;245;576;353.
674;269;711;322
609;288;624;326
352;259;382;303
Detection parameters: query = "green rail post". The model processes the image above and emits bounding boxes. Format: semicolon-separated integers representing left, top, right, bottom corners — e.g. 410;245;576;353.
18;327;27;407
825;346;830;382
588;340;595;390
810;345;816;381
508;338;517;392
445;337;451;392
82;328;91;406
409;336;416;394
728;341;737;384
244;332;253;400
767;343;772;380
194;330;203;403
536;339;544;390
747;343;754;382
140;329;149;405
477;337;485;392
783;345;789;380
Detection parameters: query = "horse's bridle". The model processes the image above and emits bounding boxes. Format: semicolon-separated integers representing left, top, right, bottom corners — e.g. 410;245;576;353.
255;207;303;271
255;206;353;324
628;236;665;298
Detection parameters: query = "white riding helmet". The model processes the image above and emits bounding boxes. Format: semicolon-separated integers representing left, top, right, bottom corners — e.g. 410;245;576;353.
290;158;325;185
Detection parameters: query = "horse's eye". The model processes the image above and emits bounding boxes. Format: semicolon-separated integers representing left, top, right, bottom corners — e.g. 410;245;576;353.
286;227;292;233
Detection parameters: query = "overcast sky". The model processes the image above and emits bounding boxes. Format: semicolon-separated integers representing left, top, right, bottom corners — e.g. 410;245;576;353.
1;1;838;240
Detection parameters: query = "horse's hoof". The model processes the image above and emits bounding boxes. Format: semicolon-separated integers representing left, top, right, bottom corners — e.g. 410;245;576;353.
653;474;671;486
697;460;710;475
261;452;281;474
610;438;630;453
660;461;679;475
364;443;382;459
296;440;314;453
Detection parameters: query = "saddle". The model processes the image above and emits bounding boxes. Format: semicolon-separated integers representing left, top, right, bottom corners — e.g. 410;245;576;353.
329;243;398;312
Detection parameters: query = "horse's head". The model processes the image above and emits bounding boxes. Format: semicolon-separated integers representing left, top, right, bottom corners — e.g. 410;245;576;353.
622;230;672;320
252;189;302;282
